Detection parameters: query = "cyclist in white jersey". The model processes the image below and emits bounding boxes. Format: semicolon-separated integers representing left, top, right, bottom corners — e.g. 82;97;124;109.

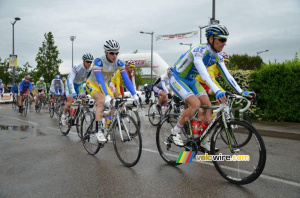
61;53;93;125
85;40;139;142
169;24;255;151
153;67;173;110
50;75;64;105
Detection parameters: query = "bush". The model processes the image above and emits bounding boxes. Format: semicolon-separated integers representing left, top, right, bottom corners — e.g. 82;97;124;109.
250;56;300;122
228;54;264;70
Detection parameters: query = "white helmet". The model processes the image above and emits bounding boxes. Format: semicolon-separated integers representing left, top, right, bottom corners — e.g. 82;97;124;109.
40;77;44;81
103;40;120;51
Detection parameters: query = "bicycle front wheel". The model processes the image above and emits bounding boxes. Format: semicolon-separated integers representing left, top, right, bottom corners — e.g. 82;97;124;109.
148;103;161;126
23;98;28;116
126;106;141;131
156;114;188;166
49;104;54;118
58;112;71;136
112;114;142;167
76;109;85;138
81;112;100;155
211;120;266;185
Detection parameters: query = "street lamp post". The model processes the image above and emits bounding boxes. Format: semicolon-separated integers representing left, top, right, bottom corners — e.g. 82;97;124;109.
180;43;193;49
198;25;208;44
70;36;76;68
11;17;21;85
257;50;269;56
140;31;154;84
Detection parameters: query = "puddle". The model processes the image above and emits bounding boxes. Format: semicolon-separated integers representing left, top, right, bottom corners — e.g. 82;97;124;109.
0;125;46;136
0;125;34;131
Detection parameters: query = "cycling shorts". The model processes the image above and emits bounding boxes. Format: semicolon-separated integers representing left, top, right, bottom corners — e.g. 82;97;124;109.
169;74;207;101
85;80;113;97
65;82;84;97
153;86;164;95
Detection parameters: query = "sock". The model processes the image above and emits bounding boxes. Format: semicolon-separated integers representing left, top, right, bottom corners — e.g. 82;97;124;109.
173;122;184;134
96;121;102;132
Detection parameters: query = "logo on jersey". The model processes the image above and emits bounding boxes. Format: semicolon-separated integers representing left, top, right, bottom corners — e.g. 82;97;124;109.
194;52;203;58
171;81;182;92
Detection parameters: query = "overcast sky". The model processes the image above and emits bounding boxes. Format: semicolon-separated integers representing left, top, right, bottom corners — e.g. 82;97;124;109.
0;0;299;75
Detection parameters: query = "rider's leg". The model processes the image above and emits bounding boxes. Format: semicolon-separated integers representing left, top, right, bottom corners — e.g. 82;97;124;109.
158;91;167;106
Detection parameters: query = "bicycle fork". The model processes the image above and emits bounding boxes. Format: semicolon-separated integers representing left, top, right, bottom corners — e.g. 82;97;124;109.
116;113;132;142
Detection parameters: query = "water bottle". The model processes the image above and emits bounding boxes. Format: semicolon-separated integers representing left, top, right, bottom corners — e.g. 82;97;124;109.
70;100;79;117
199;121;209;136
105;116;113;129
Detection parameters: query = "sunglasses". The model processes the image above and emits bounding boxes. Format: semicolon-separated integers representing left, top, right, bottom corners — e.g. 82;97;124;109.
85;61;92;64
215;37;227;43
108;52;119;56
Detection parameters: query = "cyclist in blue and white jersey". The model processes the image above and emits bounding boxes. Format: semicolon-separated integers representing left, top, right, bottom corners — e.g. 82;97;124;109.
0;79;5;97
169;24;255;150
61;53;93;125
85;40;139;142
153;67;173;110
50;75;64;106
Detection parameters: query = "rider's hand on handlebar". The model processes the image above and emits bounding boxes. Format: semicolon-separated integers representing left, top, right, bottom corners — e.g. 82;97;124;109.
72;93;77;99
216;90;227;103
105;95;112;108
241;91;256;102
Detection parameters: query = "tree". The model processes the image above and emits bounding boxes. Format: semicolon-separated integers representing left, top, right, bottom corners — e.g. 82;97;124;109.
0;58;12;85
35;32;62;83
228;54;264;70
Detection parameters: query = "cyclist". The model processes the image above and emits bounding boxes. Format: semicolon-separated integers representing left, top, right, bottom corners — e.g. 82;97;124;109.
18;76;33;113
153;67;173;110
169;24;255;151
10;83;19;99
85;39;139;142
35;77;47;109
110;59;137;97
50;75;64;106
61;53;93;125
0;79;5;98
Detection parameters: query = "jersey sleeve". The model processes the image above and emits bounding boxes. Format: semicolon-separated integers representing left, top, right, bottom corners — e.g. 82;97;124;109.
93;59;109;96
118;60;136;95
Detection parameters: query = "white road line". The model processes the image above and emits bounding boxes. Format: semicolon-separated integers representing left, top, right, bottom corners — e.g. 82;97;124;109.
142;147;300;187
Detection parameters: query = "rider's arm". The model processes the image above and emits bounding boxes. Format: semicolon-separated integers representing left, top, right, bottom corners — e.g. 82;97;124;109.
131;71;137;91
50;80;55;94
116;70;122;95
68;69;77;94
94;58;109;96
216;61;243;94
29;82;32;93
44;83;47;94
194;57;221;94
19;81;24;92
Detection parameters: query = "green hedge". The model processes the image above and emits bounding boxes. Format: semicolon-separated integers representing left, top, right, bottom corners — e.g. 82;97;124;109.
250;57;300;122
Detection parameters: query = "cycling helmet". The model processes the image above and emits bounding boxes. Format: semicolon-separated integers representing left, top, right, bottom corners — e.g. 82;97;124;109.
220;51;229;62
167;67;173;74
47;83;50;85
82;53;94;61
31;82;35;85
125;60;135;67
103;40;120;51
14;83;18;86
39;77;44;81
62;77;66;81
55;75;61;80
25;75;31;80
0;79;2;83
205;24;229;38
144;84;147;87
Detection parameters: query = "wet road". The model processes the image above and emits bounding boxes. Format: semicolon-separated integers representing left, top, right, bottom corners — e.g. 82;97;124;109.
0;104;299;198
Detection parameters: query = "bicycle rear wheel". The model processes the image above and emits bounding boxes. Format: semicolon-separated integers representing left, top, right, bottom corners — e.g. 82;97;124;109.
23;98;28;116
112;114;142;167
58;112;71;136
81;112;101;155
76;109;85;138
211;120;266;185
36;98;42;113
49;103;54;118
148;103;161;126
156;114;188;166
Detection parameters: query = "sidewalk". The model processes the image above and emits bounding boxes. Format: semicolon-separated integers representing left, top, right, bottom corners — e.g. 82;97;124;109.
252;121;300;140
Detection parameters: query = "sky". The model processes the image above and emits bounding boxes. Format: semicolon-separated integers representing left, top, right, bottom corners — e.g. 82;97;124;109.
0;0;299;75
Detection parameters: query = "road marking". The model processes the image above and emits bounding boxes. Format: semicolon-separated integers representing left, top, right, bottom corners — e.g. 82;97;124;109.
0;115;38;125
142;147;300;187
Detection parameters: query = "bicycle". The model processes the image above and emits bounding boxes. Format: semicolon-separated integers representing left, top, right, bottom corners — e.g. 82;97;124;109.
11;93;18;111
20;94;30;116
148;95;184;126
35;92;44;113
58;96;89;137
49;94;64;118
81;97;142;167
156;93;266;185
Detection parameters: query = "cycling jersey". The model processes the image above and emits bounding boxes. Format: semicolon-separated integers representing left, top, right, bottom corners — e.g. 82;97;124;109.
86;55;136;97
153;73;170;94
0;83;4;94
50;79;64;94
66;63;92;96
173;43;242;94
111;69;136;95
195;63;225;94
10;86;19;94
36;81;47;94
19;80;32;93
